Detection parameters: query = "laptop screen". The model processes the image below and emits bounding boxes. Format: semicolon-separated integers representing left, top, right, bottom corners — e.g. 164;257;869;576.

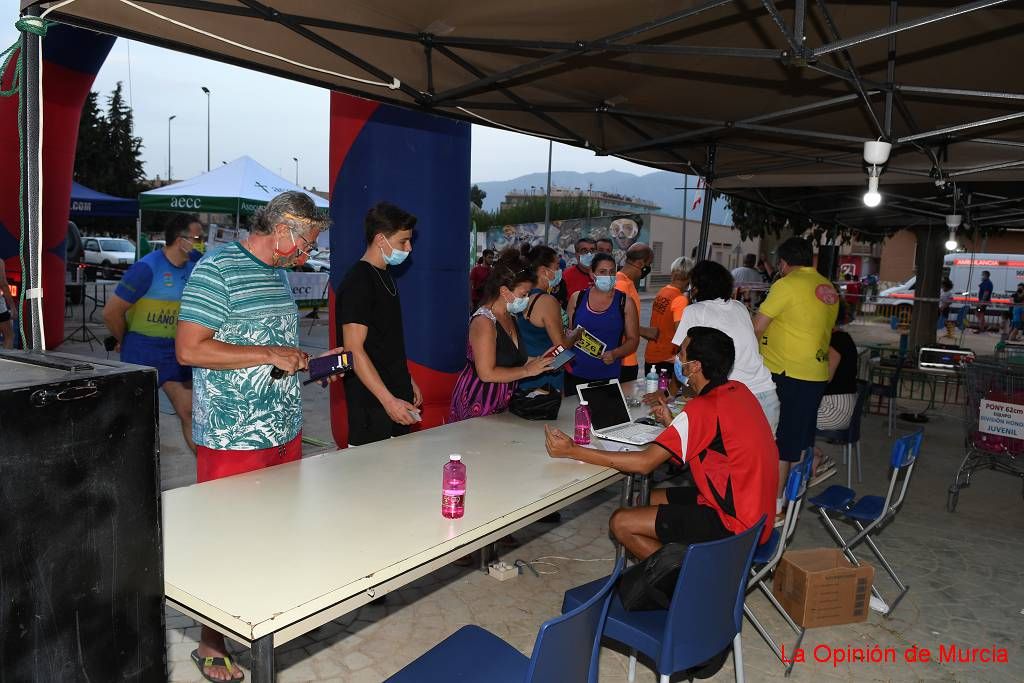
578;382;631;430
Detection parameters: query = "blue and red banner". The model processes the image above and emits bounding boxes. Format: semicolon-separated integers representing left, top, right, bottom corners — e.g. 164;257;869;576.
328;93;471;447
0;24;115;348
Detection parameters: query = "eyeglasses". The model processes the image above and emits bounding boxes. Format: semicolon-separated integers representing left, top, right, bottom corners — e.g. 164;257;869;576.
291;231;319;258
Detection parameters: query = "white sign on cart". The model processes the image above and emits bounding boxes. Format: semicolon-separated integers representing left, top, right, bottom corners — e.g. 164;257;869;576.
978;398;1024;439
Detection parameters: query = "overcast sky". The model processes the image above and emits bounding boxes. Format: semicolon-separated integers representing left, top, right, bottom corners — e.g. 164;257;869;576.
0;25;659;189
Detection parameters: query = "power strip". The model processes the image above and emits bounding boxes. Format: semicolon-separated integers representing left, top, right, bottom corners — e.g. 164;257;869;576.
487;561;519;582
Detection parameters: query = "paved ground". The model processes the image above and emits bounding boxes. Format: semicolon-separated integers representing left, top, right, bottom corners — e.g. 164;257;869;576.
55;288;1024;682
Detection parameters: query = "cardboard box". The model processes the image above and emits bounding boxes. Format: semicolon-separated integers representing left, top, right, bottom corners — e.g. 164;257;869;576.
772;548;874;628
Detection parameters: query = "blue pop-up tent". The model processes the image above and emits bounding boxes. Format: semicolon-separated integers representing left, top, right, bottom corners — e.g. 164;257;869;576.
69;181;138;218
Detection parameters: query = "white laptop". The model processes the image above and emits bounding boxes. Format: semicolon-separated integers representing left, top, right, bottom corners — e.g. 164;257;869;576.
576;379;665;446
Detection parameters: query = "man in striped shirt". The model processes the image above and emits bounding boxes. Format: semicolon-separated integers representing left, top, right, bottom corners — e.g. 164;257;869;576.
175;191;335;682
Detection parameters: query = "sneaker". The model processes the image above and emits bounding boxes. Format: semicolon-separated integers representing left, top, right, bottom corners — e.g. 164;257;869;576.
869;595;890;615
809;463;837;488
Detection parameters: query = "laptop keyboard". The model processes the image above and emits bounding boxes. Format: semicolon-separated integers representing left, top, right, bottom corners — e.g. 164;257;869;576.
603;423;663;444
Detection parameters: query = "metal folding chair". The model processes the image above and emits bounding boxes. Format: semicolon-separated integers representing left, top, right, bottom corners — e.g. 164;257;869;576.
816;380;872;487
808;430;924;618
743;455;812;677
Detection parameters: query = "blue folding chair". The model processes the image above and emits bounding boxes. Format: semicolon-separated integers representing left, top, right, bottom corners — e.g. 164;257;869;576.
384;558;624;683
808;430;924;618
743;459;812;676
561;520;765;683
816;380;872;487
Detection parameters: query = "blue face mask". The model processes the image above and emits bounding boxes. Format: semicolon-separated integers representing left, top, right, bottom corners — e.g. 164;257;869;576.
594;275;615;292
380;238;410;266
548;268;563;288
674;358;695;385
579;252;594;268
507;295;530;315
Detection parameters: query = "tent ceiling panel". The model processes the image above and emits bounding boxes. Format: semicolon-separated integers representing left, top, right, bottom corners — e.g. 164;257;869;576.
24;0;1024;228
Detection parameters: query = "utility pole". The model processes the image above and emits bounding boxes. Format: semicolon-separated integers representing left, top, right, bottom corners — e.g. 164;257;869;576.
674;175;689;257
167;114;176;181
543;140;552;245
201;87;211;171
293;157;299;186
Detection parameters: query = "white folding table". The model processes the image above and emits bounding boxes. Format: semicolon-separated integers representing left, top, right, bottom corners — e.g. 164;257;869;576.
162;396;628;682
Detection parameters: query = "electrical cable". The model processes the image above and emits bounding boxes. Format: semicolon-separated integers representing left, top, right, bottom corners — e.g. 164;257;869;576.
516;555;616;576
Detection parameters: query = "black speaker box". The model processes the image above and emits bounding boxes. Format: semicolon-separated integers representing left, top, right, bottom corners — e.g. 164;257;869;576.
0;351;164;682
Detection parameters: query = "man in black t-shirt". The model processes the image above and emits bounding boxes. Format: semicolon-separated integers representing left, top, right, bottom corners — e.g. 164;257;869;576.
338;202;422;446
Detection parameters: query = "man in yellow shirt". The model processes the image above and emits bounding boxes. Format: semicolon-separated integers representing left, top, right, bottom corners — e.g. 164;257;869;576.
754;237;838;521
615;242;657;382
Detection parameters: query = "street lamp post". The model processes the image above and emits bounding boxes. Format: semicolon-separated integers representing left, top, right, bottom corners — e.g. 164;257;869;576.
201;87;211;172
167;114;176;181
293;157;299;186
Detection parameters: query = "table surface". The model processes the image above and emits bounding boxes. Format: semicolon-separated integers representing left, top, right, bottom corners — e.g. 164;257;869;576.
162;393;625;642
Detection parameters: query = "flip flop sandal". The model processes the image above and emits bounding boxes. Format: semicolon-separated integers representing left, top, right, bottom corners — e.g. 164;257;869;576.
191;649;244;683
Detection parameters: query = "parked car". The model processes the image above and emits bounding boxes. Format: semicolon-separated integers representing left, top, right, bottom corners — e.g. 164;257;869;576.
306;251;330;273
82;236;136;279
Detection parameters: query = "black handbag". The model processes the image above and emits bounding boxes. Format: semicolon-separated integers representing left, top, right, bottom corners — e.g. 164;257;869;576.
617;543;731;678
617;542;687;611
509;385;562;420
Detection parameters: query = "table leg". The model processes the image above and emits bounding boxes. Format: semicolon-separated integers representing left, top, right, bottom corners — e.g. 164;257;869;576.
251;634;275;683
637;473;651;507
615;475;636;562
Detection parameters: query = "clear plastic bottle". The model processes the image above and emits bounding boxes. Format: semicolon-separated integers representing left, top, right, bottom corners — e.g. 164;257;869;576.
645;365;659;394
441;454;466;519
658;368;669;392
574;400;592;445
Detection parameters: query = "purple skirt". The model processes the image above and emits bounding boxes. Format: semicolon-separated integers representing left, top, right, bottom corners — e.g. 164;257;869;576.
447;361;516;423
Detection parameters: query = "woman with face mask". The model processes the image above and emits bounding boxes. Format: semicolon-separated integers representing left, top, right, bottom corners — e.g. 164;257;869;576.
563;253;640;397
448;249;554;422
515;245;577;396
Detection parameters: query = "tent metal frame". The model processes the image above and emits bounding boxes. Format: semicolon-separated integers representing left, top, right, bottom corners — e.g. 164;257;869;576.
17;0;1024;324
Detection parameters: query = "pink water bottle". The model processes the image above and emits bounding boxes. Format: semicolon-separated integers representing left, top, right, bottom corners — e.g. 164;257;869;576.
574;400;592;445
441;454;466;519
658;369;669;392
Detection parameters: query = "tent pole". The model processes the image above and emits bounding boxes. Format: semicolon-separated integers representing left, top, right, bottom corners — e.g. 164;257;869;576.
136;209;142;259
695;144;716;263
21;5;43;350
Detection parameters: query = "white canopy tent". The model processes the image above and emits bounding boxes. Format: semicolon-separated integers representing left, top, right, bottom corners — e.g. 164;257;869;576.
139;155;329;227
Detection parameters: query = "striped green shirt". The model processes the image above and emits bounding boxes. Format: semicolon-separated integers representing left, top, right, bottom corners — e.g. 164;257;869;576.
180;242;301;450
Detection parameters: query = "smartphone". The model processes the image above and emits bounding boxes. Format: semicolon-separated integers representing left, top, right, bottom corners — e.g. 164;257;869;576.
303;351;354;386
547;347;576;371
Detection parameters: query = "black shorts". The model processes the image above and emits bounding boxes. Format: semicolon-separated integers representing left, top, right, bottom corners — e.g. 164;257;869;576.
0;311;10;323
344;378;411;447
654;486;732;545
773;373;827;462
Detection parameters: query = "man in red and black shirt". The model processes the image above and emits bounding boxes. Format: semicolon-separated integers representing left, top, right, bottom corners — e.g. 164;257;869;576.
544;326;778;559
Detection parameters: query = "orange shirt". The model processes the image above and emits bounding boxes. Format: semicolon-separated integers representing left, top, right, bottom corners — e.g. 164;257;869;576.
615;272;642;367
646;284;688;364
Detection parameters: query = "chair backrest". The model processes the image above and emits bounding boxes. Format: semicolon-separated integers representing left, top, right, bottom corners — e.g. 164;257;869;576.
750;466;808;586
848;379;873;442
525;558;624;683
660;519;765;673
886;429;924;510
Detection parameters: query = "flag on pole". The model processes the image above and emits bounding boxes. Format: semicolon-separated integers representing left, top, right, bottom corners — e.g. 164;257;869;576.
690;177;705;212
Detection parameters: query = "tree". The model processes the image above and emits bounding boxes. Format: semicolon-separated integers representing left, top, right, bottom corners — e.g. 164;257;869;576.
73;91;109;190
103;81;146;199
470;184;486;209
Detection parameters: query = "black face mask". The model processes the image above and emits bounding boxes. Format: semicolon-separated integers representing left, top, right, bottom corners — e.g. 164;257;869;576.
640;264;652;279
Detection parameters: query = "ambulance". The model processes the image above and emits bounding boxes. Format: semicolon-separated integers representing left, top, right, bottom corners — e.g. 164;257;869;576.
871;253;1023;325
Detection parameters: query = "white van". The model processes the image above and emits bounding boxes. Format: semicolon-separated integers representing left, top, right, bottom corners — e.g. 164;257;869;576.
872;253;1022;323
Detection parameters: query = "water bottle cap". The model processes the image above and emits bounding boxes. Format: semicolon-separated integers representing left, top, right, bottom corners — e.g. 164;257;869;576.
579;400;588;406
449;454;462;461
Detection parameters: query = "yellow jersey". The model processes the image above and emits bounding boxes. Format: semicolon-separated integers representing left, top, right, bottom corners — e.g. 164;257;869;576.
759;267;839;382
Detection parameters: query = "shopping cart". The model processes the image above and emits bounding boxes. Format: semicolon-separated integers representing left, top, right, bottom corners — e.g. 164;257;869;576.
948;360;1024;511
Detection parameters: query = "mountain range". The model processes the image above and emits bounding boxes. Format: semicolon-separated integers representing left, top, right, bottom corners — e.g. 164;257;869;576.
473;170;733;225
